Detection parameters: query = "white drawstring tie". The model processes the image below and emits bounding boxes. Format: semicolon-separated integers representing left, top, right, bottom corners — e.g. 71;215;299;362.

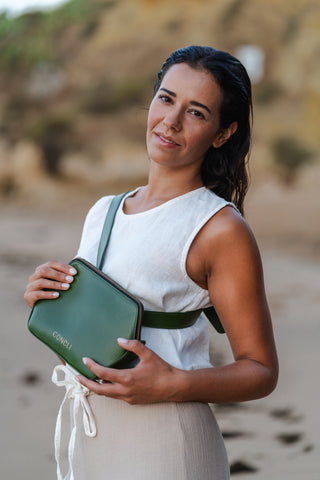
52;364;97;480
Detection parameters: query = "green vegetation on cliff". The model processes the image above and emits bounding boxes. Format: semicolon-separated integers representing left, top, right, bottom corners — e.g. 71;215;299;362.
0;0;318;193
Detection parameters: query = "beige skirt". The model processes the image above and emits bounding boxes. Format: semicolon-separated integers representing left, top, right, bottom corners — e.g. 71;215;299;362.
64;394;229;480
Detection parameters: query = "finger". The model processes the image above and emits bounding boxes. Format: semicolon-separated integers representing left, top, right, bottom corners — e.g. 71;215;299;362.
33;262;77;282
24;289;60;308
39;260;77;276
117;338;149;360
76;374;122;398
81;357;125;383
31;277;73;292
82;357;134;387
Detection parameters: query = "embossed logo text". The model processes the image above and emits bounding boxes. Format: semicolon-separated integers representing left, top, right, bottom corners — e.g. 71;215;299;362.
53;331;72;351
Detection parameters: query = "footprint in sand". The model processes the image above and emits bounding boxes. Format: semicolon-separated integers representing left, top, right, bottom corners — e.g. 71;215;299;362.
222;430;251;440
21;370;42;386
230;460;258;475
275;432;303;445
270;407;303;423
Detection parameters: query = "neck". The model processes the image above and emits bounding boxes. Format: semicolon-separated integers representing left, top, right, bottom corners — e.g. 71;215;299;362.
123;163;204;215
146;163;203;202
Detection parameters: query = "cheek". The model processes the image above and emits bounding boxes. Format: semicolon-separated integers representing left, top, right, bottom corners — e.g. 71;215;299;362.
146;103;159;151
147;99;159;130
147;111;154;133
188;128;215;152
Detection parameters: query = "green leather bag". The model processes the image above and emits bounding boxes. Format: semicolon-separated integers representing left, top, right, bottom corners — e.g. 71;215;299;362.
28;257;144;379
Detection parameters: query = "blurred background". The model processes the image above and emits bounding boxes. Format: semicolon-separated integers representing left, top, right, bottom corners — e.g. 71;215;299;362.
0;0;319;478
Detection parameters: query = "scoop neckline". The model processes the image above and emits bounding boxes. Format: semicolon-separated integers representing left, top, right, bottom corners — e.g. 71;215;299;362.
120;185;207;217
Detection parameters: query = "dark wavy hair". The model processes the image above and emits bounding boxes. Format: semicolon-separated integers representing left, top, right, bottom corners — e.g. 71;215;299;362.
153;46;252;215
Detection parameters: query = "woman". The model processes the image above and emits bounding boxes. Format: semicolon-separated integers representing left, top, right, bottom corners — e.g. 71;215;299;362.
25;46;278;480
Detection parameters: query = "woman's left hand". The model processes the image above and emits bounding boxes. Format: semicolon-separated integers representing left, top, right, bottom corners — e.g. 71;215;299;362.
76;338;184;405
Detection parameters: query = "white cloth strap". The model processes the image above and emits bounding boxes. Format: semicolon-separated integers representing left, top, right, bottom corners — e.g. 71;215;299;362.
52;365;97;480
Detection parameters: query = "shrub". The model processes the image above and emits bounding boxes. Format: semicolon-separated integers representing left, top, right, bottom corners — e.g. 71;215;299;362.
81;78;151;114
254;82;282;105
221;0;248;26
271;137;314;185
27;116;74;175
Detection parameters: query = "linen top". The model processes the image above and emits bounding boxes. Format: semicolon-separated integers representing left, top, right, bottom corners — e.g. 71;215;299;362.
77;186;235;370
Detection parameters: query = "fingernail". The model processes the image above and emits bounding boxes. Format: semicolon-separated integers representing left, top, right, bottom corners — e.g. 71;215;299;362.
117;337;128;344
52;292;59;298
62;283;70;289
69;267;77;275
82;357;89;365
65;275;74;282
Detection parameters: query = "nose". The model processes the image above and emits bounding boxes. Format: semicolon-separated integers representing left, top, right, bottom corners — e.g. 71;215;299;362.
163;107;182;131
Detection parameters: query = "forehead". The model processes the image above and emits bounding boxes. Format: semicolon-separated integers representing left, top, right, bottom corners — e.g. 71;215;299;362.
160;63;222;109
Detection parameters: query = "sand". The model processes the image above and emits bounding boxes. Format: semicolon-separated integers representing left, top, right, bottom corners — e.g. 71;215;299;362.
0;181;319;479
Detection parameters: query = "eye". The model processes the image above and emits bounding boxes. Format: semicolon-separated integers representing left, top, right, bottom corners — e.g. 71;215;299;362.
189;109;205;119
158;94;172;104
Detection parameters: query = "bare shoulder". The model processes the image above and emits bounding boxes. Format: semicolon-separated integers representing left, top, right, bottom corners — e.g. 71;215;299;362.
187;205;261;288
199;205;258;253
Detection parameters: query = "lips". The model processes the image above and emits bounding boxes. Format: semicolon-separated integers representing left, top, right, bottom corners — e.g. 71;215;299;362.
155;132;180;146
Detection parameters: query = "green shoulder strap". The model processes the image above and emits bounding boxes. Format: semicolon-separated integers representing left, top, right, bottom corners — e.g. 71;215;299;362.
97;193;225;334
97;192;128;270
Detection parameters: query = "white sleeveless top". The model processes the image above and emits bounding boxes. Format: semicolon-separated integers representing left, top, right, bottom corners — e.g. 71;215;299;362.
77;186;235;371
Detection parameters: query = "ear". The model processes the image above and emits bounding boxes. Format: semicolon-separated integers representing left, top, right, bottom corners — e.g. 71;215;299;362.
212;121;238;149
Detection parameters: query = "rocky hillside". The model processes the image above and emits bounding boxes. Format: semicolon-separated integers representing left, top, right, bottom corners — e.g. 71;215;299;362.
0;0;319;205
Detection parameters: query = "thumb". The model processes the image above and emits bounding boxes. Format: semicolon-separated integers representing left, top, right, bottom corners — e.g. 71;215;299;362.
117;337;148;358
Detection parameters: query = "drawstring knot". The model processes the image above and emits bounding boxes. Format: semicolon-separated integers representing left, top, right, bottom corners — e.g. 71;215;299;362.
52;364;97;480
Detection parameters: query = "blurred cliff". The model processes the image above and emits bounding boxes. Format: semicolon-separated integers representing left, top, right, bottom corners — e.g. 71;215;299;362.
0;0;319;208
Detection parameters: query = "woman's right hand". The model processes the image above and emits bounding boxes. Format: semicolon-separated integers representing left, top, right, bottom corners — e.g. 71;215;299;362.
24;261;77;309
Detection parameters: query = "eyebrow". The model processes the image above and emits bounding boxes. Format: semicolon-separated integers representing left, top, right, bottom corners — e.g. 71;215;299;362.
159;88;211;114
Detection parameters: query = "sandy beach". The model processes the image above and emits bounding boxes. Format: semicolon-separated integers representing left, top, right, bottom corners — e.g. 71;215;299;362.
0;0;319;477
0;181;319;479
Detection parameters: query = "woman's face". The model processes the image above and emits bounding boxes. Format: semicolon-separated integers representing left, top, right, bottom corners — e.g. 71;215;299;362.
146;63;226;171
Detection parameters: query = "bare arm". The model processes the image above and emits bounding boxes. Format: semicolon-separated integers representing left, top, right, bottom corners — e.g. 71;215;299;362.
174;206;278;403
